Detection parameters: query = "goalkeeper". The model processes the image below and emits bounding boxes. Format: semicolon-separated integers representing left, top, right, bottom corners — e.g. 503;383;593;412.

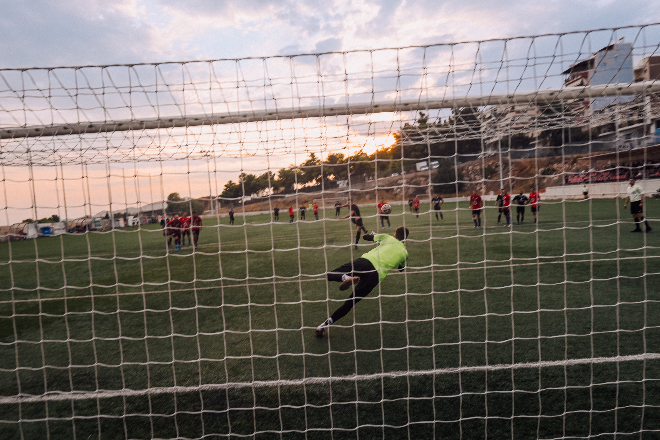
316;226;409;337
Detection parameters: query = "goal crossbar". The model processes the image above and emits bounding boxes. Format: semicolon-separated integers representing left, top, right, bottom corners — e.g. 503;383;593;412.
2;81;658;140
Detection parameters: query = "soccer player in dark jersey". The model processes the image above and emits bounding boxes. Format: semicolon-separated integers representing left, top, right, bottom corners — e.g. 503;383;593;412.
273;206;279;221
408;199;414;212
431;194;444;221
340;200;369;249
529;190;540;224
335;201;342;217
495;189;505;224
377;200;390;228
191;211;202;249
470;190;483;228
228;207;235;225
315;226;409;338
180;212;192;246
512;190;529;224
299;204;306;220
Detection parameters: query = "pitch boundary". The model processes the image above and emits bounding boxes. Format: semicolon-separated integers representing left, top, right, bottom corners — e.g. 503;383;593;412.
2;352;658;405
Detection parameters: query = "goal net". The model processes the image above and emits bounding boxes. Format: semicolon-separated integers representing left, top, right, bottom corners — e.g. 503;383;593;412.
1;25;660;438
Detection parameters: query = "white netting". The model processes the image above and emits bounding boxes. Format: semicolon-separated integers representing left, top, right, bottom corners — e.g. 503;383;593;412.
1;25;660;438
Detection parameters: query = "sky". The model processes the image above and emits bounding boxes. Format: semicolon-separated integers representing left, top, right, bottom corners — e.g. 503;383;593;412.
1;1;659;225
2;0;659;69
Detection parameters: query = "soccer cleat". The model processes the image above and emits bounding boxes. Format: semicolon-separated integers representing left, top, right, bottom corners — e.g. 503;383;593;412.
631;229;642;233
340;276;359;291
646;227;652;233
315;325;325;338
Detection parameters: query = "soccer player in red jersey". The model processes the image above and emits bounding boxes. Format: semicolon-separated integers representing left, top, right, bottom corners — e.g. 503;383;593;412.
166;215;182;251
313;203;319;220
377;200;391;228
288;205;294;223
412;196;420;218
529;190;540;224
502;189;512;226
180;212;192;246
470;190;483;228
191;211;203;248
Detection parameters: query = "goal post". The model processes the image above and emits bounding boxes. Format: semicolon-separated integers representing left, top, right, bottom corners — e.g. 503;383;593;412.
2;81;658;140
1;25;660;439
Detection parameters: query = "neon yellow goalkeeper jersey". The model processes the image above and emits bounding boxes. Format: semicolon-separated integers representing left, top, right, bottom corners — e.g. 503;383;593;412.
361;234;408;281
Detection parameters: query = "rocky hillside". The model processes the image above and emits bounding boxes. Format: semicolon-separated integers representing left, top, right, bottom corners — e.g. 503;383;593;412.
218;155;592;213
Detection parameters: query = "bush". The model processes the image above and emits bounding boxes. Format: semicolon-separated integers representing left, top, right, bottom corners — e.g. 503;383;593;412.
484;163;497;179
432;159;463;195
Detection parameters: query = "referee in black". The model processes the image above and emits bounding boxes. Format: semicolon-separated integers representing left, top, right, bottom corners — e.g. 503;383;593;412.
341;199;369;249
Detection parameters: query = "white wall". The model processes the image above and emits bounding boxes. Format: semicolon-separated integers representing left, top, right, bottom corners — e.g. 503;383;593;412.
544;181;658;199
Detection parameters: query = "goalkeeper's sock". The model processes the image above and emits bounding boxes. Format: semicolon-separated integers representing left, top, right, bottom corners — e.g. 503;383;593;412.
316;317;333;337
355;231;361;245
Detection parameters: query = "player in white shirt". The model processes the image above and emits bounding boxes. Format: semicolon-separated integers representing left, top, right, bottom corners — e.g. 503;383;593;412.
623;178;651;233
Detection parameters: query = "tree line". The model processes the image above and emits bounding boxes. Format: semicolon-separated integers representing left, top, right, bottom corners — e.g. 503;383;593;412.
218;105;590;199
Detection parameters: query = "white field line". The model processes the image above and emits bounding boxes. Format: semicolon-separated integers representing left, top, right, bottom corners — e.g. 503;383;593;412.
2;352;659;404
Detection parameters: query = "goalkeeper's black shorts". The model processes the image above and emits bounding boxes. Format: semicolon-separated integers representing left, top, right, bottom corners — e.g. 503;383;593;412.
327;258;380;323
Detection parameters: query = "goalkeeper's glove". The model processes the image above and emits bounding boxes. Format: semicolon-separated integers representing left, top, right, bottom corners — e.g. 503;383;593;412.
363;232;375;242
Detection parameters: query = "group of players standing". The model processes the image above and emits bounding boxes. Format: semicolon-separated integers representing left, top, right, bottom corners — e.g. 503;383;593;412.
402;188;541;230
470;188;540;228
161;212;203;251
263;188;541;240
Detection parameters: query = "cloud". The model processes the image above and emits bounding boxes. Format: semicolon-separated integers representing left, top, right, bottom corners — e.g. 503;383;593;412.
313;38;343;54
0;0;165;68
5;0;658;71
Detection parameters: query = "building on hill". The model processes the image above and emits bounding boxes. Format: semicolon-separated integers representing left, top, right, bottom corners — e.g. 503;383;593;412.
561;38;635;114
634;56;660;83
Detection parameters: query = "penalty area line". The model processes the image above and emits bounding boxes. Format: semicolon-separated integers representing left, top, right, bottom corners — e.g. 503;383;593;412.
2;352;658;404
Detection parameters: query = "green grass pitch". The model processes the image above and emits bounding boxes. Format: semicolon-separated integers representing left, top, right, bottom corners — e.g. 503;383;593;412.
1;198;659;439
